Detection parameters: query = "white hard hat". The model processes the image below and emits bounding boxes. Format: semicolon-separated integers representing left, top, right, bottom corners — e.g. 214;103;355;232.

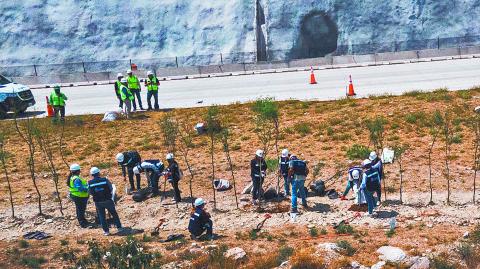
281;149;289;157
166;153;174;160
147;71;153;76
362;159;372;167
133;166;140;175
116;153;125;163
352;169;360;180
90;167;100;175
127;69;132;74
369;151;378;161
289;154;298;160
69;163;81;171
120;78;127;83
255;149;264;158
117;73;123;78
194;198;206;207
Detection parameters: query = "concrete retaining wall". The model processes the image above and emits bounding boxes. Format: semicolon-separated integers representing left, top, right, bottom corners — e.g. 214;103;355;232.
10;45;480;86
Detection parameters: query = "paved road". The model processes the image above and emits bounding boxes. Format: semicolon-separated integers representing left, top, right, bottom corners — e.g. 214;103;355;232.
27;58;480;116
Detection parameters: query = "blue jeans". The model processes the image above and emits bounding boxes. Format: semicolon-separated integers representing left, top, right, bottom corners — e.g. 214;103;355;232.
364;189;376;214
283;175;291;195
343;181;354;196
147;90;159;110
291;179;307;209
131;89;143;110
95;200;122;233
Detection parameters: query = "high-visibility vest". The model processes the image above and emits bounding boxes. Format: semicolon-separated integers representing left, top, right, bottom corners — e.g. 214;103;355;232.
115;81;123;94
146;77;159;91
69;175;89;198
50;92;67;106
127;75;140;90
119;85;134;101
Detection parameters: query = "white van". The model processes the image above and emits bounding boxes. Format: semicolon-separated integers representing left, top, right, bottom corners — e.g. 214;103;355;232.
0;74;35;117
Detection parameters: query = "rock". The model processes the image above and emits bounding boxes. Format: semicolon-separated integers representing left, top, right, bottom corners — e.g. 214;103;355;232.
242;183;253;194
377;246;407;263
189;248;204;256
403;256;420;267
45;219;53;224
410;257;430;269
371;261;386;269
317;242;340;252
426;223;433;228
225;247;246;261
307;224;315;229
463;231;470;238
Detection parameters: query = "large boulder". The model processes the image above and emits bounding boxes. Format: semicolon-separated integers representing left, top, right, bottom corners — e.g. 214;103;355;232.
377;246;407;263
225;247;247;261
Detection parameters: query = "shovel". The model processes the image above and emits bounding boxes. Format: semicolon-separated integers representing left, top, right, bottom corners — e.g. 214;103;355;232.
151;218;166;236
333;212;361;229
254;213;272;232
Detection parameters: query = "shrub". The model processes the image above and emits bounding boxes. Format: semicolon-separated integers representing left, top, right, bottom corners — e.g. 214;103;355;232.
249;229;258;240
405;111;427;125
309;227;318;237
320;228;328;235
456;90;472;100
336;240;356;256
430;256;455;269
20;256;47;269
293;122;312;136
245;252;279;269
471;224;480;244
385;229;396;238
278;245;294;263
192;245;237;269
346;144;371;160
335;223;355;235
456;243;480;268
290;248;326;269
19;240;29;248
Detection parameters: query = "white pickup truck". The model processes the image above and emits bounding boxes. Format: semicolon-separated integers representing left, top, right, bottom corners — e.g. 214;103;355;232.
0;74;36;118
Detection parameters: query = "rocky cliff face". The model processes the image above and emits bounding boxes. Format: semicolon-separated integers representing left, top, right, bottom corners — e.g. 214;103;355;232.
1;0;479;66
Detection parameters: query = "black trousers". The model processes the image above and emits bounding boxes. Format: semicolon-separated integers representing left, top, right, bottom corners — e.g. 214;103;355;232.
71;195;88;227
95;200;122;233
170;179;181;201
251;176;264;200
53;106;65;119
149;174;160;195
192;219;213;237
128;168;141;190
376;183;382;202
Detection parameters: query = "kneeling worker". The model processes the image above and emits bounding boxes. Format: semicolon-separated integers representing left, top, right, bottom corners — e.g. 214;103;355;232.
88;167;123;236
133;159;165;196
188;198;213;240
68;163;89;228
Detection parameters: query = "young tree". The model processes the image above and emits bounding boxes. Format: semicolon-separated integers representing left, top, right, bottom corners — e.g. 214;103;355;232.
14;115;42;215
220;127;239;209
0;131;14;218
251;98;278;193
34;121;64;216
159;113;179;202
427;111;444;205
205;106;222;210
365;116;387;199
176;117;196;206
468;112;480;205
393;143;409;203
443;112;454;205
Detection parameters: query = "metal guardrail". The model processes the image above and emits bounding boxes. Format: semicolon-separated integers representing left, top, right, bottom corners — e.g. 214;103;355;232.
2;35;480;83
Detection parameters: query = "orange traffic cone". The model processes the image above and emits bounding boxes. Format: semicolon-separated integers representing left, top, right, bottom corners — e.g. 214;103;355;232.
309;67;317;85
347;75;356;97
46;96;54;117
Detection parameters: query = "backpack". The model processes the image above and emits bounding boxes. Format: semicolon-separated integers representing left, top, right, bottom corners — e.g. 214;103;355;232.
292;160;307;176
365;169;380;192
310;180;326;196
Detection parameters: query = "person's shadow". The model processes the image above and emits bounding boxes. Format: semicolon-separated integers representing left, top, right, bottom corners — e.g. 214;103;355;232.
309;203;331;213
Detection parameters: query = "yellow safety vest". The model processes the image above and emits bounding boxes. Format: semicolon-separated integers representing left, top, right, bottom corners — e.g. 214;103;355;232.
69;175;89;198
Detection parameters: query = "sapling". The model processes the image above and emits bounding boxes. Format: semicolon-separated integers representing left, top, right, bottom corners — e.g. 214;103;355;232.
176;117;196;206
159;113;179;204
365;116;387;199
205;106;221;209
468;112;480;204
443;112;453;205
393;143;409;203
220;128;239;209
427;111;443;205
0;131;14;218
14;114;42;215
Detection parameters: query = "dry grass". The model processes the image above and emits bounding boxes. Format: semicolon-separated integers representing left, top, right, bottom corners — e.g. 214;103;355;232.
289;248;326;269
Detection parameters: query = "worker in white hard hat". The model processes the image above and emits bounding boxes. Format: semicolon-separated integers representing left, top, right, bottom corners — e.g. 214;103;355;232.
133;159;165;196
188;198;213;240
341;164;363;201
164;153;182;202
115;73;124;109
68;163;89;228
119;78;134;118
288;155;309;213
360;159;380;216
144;71;160;110
250;149;267;205
126;69;144;111
369;151;383;205
87;167;123;236
116;151;142;193
279;149;291;196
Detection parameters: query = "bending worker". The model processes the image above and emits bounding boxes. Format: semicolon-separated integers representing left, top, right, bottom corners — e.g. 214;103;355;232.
341;165;363;201
88;167;123;236
133;159;165;196
250;149;267;205
165;153;182;202
49;85;68;122
279;149;291;196
126;69;144;111
188;198;213;241
68;163;89;228
116;151;142;193
145;71;160;111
